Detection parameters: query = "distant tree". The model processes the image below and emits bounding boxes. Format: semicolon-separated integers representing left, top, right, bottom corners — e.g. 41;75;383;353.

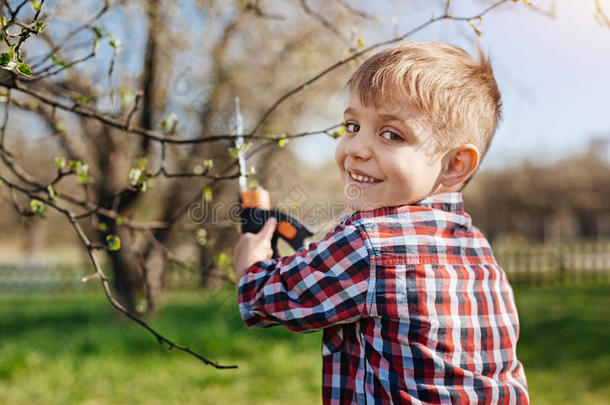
465;147;610;242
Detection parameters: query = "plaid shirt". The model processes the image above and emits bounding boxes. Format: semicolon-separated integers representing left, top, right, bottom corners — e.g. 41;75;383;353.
238;192;529;404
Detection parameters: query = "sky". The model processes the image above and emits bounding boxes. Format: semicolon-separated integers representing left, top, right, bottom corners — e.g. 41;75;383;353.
290;0;610;170
10;0;609;172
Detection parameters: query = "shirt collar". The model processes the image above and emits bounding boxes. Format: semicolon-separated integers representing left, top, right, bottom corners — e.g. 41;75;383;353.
339;192;466;224
411;192;465;214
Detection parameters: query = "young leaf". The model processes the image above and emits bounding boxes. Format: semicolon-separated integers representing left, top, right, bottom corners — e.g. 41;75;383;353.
54;156;66;169
35;21;46;32
17;64;32;77
331;127;346;138
196;228;208;246
160;113;177;132
54;121;66;132
75;163;93;185
128;168;142;186
46;185;59;202
30;199;46;219
75;94;91;105
91;26;103;39
203;187;213;203
106;234;121;251
51;55;68;67
135;157;148;170
0;53;10;66
228;147;240;159
31;0;43;12
215;252;229;266
108;35;121;50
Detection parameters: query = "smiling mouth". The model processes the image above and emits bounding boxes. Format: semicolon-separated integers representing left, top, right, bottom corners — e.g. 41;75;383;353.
347;170;383;184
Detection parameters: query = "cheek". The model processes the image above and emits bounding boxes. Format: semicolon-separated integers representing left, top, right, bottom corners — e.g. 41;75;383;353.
406;153;442;187
384;152;426;187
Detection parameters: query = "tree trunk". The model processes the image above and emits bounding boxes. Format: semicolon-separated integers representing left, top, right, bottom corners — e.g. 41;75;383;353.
142;247;165;316
105;223;144;314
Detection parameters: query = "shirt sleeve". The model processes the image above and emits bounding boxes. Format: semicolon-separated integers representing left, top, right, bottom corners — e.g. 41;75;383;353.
237;222;370;333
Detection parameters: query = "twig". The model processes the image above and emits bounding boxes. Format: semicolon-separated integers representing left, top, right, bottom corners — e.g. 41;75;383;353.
0;174;237;369
248;0;511;137
595;0;610;28
300;0;347;43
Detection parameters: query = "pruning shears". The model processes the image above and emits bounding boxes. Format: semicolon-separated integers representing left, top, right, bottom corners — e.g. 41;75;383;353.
234;97;314;258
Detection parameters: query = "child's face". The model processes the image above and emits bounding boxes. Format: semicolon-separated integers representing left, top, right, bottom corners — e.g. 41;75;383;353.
335;90;445;211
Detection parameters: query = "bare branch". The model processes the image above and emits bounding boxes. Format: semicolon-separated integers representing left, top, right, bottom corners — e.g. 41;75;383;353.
334;0;371;19
0;0;522;370
249;0;512;137
299;0;347;43
595;0;610;28
30;0;110;70
0;174;237;369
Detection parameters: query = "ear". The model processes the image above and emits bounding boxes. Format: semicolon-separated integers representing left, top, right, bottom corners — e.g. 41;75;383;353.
438;144;480;188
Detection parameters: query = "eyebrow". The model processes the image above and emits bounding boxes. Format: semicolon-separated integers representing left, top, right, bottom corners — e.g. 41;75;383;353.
344;107;415;135
378;113;405;123
343;107;405;123
343;107;357;116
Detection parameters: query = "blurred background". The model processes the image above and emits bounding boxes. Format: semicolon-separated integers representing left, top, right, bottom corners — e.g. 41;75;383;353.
0;0;608;404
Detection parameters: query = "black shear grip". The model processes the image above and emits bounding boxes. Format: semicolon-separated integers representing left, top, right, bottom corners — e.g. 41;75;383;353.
240;207;314;258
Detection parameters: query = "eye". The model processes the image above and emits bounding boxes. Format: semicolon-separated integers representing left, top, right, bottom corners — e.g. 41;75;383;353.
343;122;359;133
380;130;403;142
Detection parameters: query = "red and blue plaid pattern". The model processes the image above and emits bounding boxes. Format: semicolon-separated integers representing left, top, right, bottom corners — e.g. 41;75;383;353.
238;192;529;404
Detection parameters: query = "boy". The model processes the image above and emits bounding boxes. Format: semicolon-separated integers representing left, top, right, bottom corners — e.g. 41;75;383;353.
234;41;529;404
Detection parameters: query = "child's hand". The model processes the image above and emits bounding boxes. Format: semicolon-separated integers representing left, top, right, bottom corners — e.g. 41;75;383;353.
233;217;277;288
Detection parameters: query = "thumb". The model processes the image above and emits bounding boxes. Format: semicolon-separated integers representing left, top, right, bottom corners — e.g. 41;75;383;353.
258;217;277;241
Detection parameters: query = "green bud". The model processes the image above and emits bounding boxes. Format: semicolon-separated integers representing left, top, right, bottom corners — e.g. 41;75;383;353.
203;187;213;202
54;156;66;168
31;1;43;12
196;228;208;246
17;63;32;77
46;185;59;202
106;234;121;251
51;55;68;67
30;199;46;219
215;252;228;266
75;94;91;105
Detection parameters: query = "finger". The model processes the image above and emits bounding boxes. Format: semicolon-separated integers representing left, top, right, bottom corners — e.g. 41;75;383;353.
258;217;277;241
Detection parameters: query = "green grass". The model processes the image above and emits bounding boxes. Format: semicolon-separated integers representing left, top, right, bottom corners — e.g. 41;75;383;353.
514;284;610;404
0;284;608;404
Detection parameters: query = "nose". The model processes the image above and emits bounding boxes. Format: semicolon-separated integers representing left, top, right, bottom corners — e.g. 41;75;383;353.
344;130;373;161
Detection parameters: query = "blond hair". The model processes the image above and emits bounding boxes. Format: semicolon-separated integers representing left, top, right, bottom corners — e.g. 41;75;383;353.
347;41;502;186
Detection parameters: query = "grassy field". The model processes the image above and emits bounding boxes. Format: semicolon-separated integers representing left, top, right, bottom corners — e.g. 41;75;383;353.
1;284;608;404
